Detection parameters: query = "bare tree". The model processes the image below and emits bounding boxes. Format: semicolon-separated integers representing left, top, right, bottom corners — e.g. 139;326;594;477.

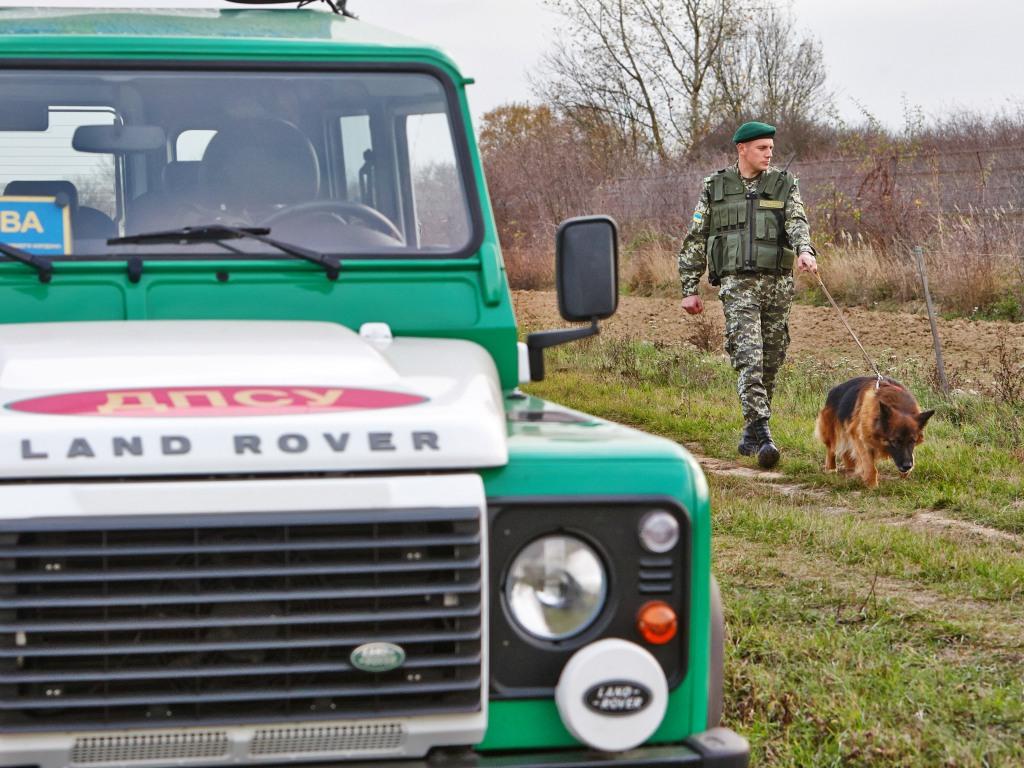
749;5;831;123
537;0;831;156
714;5;831;127
534;0;668;160
536;0;747;156
634;0;744;149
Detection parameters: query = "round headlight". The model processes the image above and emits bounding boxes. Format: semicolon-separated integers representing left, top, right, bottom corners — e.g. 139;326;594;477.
505;534;607;641
638;510;679;553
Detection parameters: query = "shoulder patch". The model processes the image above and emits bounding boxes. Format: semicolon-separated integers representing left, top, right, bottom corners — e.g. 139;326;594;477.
693;211;704;223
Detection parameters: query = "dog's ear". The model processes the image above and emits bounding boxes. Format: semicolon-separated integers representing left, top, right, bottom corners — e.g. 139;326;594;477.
878;401;891;427
917;409;935;428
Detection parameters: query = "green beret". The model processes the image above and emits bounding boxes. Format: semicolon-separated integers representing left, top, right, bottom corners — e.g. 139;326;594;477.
733;121;776;144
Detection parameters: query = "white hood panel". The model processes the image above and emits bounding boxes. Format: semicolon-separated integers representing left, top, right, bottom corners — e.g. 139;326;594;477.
0;321;508;478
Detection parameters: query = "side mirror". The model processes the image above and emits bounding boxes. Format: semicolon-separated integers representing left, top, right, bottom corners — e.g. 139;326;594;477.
526;215;620;382
556;216;619;321
72;124;166;154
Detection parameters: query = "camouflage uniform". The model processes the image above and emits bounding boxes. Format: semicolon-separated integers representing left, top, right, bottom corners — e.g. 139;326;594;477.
678;164;813;424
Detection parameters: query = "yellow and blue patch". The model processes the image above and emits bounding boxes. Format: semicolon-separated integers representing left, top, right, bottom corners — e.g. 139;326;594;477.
0;196;72;255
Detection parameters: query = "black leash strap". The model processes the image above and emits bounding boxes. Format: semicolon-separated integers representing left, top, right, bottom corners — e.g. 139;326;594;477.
813;271;884;388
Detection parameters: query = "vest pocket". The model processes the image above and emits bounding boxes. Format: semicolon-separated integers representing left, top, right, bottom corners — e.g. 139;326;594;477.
754;243;780;270
755;210;778;240
707;234;722;275
754;244;795;271
709;233;743;275
723;233;742;273
780;247;795;270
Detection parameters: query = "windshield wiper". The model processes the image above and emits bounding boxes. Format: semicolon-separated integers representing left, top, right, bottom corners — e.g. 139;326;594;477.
0;240;53;283
108;225;340;280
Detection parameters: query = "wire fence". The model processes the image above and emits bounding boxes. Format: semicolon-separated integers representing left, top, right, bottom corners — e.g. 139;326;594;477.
592;145;1024;234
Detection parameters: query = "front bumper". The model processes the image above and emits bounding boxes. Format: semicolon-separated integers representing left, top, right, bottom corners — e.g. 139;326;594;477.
248;732;750;768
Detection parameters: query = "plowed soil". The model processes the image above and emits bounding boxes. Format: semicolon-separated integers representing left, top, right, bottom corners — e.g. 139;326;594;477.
512;291;1024;384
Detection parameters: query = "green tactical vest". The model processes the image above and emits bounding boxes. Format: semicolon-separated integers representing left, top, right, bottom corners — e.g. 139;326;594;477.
706;166;796;283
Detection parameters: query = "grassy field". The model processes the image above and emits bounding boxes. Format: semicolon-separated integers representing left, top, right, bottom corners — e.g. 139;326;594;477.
525;338;1024;767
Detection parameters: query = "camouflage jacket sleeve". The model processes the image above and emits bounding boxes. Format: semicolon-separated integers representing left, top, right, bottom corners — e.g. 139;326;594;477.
785;177;814;255
677;178;712;296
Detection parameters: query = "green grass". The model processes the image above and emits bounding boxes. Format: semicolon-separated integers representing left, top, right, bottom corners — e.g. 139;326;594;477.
526;337;1024;767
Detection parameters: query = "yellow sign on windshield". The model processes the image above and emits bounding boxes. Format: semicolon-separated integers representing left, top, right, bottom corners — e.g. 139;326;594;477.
0;195;72;255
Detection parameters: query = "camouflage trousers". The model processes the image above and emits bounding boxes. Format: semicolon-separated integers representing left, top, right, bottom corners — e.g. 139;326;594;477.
719;273;794;424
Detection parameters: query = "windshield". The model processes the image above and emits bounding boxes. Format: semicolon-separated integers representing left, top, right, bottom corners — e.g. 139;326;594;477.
0;68;475;259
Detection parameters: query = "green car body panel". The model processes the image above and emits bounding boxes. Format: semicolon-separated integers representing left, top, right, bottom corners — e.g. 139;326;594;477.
0;7;738;766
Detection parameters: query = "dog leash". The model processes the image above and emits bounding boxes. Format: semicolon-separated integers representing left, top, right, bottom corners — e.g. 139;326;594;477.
812;271;885;389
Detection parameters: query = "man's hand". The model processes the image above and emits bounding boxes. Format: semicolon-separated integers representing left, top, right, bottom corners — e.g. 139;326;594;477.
797;251;818;274
682;295;704;315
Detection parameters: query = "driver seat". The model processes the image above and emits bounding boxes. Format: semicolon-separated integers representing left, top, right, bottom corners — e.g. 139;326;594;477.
199;117;321;217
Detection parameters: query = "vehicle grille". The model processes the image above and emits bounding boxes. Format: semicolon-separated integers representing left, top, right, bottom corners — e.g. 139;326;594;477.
250;723;404;755
71;732;230;764
0;506;483;732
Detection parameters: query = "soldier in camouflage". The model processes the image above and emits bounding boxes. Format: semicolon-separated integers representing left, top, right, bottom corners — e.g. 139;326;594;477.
678;121;817;468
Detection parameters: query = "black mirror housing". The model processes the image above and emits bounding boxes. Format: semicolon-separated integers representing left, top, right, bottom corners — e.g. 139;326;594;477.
72;124;167;154
525;216;620;382
556;215;619;322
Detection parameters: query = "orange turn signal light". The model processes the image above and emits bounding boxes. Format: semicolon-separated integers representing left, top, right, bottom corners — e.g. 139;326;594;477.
637;600;677;645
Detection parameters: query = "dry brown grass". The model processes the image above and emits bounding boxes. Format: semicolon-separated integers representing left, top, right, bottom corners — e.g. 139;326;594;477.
810;237;915;306
809;228;1023;319
505;242;683;296
686;312;724;352
504;248;554;291
622;243;679;297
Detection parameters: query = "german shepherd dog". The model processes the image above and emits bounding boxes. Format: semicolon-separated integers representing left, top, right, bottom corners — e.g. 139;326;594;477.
815;376;934;488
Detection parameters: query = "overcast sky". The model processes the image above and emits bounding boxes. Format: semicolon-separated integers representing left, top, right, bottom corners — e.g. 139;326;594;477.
365;0;1024;131
7;0;1021;131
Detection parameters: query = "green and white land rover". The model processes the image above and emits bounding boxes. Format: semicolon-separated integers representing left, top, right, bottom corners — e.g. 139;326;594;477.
0;4;748;767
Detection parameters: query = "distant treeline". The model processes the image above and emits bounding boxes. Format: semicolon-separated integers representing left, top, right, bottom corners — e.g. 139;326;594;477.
481;103;1024;319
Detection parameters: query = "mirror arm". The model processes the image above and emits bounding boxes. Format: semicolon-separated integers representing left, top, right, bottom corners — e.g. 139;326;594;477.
525;318;599;382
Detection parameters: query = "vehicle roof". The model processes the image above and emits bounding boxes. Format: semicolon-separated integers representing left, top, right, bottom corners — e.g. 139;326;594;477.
0;6;462;72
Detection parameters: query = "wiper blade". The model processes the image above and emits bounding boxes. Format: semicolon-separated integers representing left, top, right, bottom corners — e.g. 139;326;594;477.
0;240;53;283
108;225;339;279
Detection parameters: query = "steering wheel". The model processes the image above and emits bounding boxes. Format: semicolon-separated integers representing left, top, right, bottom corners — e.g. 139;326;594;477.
262;200;403;241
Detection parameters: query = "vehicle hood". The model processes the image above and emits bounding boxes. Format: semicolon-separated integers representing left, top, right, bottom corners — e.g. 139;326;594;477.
0;320;507;478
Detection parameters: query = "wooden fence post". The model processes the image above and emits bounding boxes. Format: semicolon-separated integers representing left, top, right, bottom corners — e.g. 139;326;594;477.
913;245;949;396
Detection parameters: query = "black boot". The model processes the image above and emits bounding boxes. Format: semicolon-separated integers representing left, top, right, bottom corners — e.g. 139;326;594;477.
737;423;758;456
750;418;780;469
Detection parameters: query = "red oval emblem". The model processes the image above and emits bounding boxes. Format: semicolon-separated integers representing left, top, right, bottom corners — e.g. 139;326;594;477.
6;386;427;418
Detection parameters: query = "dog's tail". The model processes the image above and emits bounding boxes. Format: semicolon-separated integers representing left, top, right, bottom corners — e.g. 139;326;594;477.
813;407;827;445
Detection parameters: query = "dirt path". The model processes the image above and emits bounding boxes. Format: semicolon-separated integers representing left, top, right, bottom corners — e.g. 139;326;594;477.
688;441;1024;549
513;290;1024;379
691;442;1024;644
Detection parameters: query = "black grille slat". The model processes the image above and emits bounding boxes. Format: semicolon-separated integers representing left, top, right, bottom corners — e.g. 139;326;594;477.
2;679;483;710
0;556;481;584
638;568;674;581
1;605;481;633
4;580;481;609
5;653;482;683
0;505;484;731
1;629;481;658
0;532;480;559
11;703;476;734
